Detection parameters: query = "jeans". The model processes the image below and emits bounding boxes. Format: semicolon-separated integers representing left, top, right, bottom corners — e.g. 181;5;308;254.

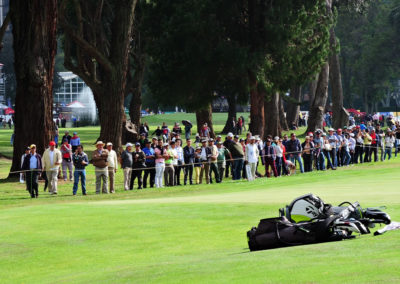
343;150;351;166
289;154;304;173
384;147;392;160
233;158;244;180
316;152;326;170
73;169;86;195
184;164;194;184
209;162;220;183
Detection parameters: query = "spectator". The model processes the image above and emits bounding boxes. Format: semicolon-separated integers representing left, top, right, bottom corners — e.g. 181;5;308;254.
273;137;285;176
301;136;314;172
21;144;42;198
327;129;338;168
183;139;195;185
313;130;325;171
92;141;109;194
208;139;220;183
60;139;73;181
106;142;118;193
70;132;80;152
20;147;30;183
62;131;72;144
130;143;146;190
120;143;133;190
224;133;244;180
42;141;62;195
348;133;356;164
216;141;231;182
152;126;163;140
173;122;182;135
164;141;176;186
72;145;88;195
138;133;148;149
262;138;278;177
369;128;379;162
199;139;210;184
142;141;156;188
286;133;304;173
161;122;170;142
354;127;364;164
200;123;211;139
384;129;395;160
174;139;184;185
184;121;192;140
193;146;202;184
245;136;259;181
154;139;167;188
363;129;372;163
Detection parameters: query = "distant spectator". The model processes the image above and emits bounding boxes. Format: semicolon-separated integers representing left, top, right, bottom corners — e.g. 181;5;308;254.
42;141;62;195
92;141;109;194
62;131;72;144
21;144;42;198
120;143;133;190
106;142;118;193
60;139;73;181
70;132;81;152
72;145;88;195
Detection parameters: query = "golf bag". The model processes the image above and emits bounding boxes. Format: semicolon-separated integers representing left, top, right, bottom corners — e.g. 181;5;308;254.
247;194;391;251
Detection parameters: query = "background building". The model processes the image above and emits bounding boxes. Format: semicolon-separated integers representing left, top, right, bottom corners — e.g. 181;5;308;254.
54;71;88;104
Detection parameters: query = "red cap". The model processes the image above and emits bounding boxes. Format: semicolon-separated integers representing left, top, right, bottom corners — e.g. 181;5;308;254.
337;128;342;132
356;125;360;129
49;141;56;146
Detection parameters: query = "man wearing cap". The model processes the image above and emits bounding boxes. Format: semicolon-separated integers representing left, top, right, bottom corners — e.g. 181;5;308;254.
223;133;244;180
174;139;184;185
164;141;177;186
120;143;133;190
286;133;304;173
60;138;73;181
245;136;259;181
92;141;109;194
208;139;220;183
72;145;89;195
21;144;42;198
106;142;118;193
335;128;344;167
142;141;156;188
327;129;338;168
61;131;72;144
42;141;62;195
20;147;31;183
138;133;148;149
130;143;146;189
70;132;81;152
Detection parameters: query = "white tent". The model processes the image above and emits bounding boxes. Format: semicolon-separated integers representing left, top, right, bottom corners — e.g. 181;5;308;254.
66;101;85;108
0;103;8;109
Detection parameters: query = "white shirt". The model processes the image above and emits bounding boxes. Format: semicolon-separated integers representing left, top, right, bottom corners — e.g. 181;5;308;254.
385;136;395;148
175;146;184;163
274;145;283;158
49;150;54;166
200;147;207;161
348;138;356;151
107;150;118;169
170;148;178;165
246;143;259;163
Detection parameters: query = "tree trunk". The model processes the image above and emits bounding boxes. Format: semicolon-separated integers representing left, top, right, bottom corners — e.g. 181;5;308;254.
196;104;215;138
264;92;282;139
249;71;265;138
306;63;330;133
128;60;145;128
286;85;301;127
279;95;289;131
329;28;349;129
221;94;237;134
309;75;318;107
9;0;57;177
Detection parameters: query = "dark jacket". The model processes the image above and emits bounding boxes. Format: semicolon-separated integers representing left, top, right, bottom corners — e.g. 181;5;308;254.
224;139;244;158
286;139;302;155
183;145;195;164
262;145;276;164
22;153;42;171
132;150;146;168
72;152;89;169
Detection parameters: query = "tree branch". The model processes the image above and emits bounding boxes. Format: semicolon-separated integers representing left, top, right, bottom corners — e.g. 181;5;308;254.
59;0;114;74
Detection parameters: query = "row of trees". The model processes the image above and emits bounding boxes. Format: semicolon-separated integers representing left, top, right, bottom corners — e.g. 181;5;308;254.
3;0;399;176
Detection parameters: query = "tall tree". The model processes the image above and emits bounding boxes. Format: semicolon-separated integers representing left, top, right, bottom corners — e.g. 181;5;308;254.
59;0;138;150
286;85;302;128
9;0;58;176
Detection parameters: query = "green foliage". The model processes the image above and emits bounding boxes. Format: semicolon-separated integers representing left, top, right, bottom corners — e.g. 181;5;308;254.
336;0;400;109
146;0;332;110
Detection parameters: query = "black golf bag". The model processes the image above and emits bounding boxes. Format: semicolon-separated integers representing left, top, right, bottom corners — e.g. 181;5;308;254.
247;194;391;251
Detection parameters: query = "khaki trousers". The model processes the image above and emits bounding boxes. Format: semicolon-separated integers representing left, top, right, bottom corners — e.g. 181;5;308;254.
123;168;132;190
199;162;210;184
108;167;115;193
95;167;108;194
46;169;59;193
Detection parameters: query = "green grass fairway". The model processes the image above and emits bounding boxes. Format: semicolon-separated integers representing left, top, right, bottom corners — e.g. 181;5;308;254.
0;113;399;283
0;158;400;283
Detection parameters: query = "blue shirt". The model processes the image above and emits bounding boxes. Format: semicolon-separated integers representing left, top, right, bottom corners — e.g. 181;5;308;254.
360;124;367;131
142;147;155;164
30;155;38;169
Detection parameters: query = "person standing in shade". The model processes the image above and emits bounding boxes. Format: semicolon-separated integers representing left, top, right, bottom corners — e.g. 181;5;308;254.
21;144;42;198
164;141;177;186
286;133;304;173
62;131;72;144
142;141;156;188
60;139;73;181
224;133;244;180
245;136;259;181
92;141;109;194
174;139;184;185
363;129;373;163
42;141;62;195
183;139;195;185
301;136;314;172
184;121;192;140
106;142;118;193
216;141;231;182
120;143;133;190
70;132;81;152
72;145;88;195
262;139;278;177
154;139;167;188
199;139;210;184
130;143;146;190
208;139;220;183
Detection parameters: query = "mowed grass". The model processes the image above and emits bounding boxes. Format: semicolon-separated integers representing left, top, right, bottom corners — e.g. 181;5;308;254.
0;113;399;283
